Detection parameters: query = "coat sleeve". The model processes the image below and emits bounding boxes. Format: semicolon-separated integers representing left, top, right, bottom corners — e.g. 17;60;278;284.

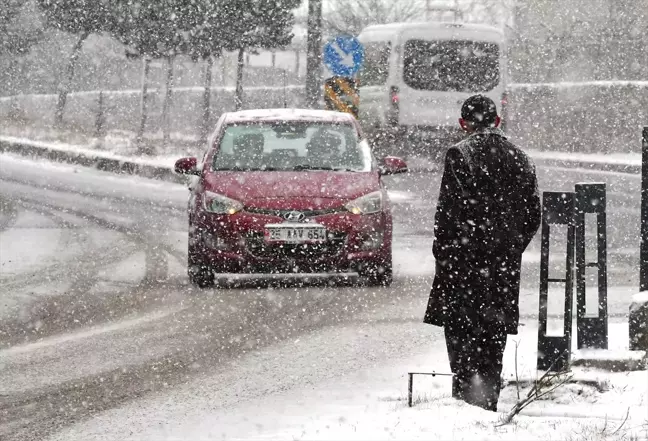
519;160;541;251
432;147;471;262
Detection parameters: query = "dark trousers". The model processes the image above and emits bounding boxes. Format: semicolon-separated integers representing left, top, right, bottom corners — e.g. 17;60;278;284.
444;323;507;411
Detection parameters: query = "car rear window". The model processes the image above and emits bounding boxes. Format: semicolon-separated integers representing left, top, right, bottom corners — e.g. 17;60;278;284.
403;39;500;92
213;122;372;172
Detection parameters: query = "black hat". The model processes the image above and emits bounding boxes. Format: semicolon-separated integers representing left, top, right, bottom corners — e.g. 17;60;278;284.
461;94;498;127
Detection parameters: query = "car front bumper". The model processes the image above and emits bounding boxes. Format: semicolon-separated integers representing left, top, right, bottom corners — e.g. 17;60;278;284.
190;209;392;274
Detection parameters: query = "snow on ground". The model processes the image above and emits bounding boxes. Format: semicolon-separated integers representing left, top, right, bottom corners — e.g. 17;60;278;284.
246;322;647;441
404;151;640;172
1;81;647;104
529;149;642;167
45;317;647;441
0;210;62;276
0;135;180;169
511;80;648;89
633;291;648;305
0;307;184;396
2;129;642;177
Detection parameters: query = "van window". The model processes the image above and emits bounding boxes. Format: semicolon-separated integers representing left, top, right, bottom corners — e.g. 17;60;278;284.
358;42;391;86
403;39;499;92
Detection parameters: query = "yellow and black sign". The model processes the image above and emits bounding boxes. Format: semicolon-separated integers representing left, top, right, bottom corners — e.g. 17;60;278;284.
324;76;360;118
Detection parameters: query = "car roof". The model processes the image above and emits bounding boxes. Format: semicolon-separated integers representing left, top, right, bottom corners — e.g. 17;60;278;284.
222;108;357;125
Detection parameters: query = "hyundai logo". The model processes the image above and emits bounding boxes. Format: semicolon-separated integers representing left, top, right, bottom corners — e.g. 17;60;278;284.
284;211;306;222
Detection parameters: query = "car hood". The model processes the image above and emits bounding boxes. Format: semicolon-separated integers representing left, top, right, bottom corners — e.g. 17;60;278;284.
203;171;379;206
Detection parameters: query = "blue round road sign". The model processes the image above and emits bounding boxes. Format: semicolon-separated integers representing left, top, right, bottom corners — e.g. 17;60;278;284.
323;35;364;77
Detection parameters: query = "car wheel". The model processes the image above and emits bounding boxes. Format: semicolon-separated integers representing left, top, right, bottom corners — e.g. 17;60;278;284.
188;262;215;288
363;260;393;287
188;241;214;288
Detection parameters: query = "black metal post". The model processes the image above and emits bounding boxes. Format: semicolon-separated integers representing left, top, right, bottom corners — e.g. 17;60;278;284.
537;192;575;372
575;183;608;349
406;372;453;408
641;127;648;292
631;127;648;350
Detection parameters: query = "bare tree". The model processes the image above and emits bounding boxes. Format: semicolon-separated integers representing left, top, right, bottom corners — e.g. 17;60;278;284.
460;0;517;29
323;0;423;36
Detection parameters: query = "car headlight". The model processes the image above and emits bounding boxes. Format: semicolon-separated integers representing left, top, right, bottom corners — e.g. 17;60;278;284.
202;191;243;215
345;191;383;215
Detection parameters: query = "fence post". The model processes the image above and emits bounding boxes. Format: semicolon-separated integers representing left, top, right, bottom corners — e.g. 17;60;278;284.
575;183;608;349
537;192;575;372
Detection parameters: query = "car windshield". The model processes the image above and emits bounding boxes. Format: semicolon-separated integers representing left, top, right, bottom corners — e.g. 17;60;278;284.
212;122;372;172
403;39;500;92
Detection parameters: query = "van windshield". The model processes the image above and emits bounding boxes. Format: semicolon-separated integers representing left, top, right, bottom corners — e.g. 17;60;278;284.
403;39;499;92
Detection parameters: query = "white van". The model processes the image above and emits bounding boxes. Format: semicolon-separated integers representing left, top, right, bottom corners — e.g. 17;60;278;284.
356;21;508;157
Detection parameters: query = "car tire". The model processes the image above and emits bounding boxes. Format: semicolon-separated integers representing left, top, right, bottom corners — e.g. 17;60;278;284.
188;262;215;288
363;260;393;287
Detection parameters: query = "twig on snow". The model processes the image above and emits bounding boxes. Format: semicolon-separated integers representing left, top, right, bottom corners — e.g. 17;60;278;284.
611;407;631;435
496;350;572;427
513;339;521;401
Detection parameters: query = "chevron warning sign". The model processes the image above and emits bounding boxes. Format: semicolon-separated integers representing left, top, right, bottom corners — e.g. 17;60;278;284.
324;76;360;118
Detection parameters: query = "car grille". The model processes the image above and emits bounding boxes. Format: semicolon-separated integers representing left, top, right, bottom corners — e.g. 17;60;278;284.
245;232;347;260
244;207;347;218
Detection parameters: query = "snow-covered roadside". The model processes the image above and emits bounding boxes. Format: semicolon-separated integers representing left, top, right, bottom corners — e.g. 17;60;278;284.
46;317;647;441
0;134;642;177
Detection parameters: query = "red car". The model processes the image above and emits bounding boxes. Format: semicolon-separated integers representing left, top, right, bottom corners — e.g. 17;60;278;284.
174;109;408;288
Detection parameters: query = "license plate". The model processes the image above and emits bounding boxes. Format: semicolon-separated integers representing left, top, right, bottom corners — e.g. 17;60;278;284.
264;224;327;243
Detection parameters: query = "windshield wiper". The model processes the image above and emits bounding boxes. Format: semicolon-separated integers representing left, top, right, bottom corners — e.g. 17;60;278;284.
292;164;356;172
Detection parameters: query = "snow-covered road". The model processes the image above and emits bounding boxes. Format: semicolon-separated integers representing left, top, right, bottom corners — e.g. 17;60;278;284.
0;153;642;440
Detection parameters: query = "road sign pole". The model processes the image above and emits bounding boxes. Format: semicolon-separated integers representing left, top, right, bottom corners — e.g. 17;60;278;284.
305;0;323;108
641;127;648;292
537;192;575;372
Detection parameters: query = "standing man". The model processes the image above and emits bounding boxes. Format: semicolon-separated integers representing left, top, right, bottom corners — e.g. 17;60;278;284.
424;95;541;411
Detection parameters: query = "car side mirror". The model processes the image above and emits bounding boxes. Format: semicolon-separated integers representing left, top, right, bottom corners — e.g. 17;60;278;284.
379;156;408;176
174;157;199;175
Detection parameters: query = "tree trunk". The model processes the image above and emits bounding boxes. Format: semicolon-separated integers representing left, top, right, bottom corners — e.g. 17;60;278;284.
235;48;244;111
55;31;89;125
294;50;300;78
161;55;175;149
200;56;214;146
136;57;151;154
94;91;106;140
8;58;20;119
221;56;227;85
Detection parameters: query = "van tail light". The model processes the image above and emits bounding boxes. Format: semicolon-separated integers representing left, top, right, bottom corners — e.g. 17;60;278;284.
390;86;400;106
386;86;400;127
500;90;509;131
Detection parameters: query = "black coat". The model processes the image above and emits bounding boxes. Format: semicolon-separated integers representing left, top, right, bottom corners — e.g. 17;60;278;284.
423;128;541;335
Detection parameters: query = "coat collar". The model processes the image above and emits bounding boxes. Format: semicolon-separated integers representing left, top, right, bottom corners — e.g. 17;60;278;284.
470;126;507;139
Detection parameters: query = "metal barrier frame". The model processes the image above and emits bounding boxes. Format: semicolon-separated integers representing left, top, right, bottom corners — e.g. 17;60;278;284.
575;183;608;349
537;192;575;372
